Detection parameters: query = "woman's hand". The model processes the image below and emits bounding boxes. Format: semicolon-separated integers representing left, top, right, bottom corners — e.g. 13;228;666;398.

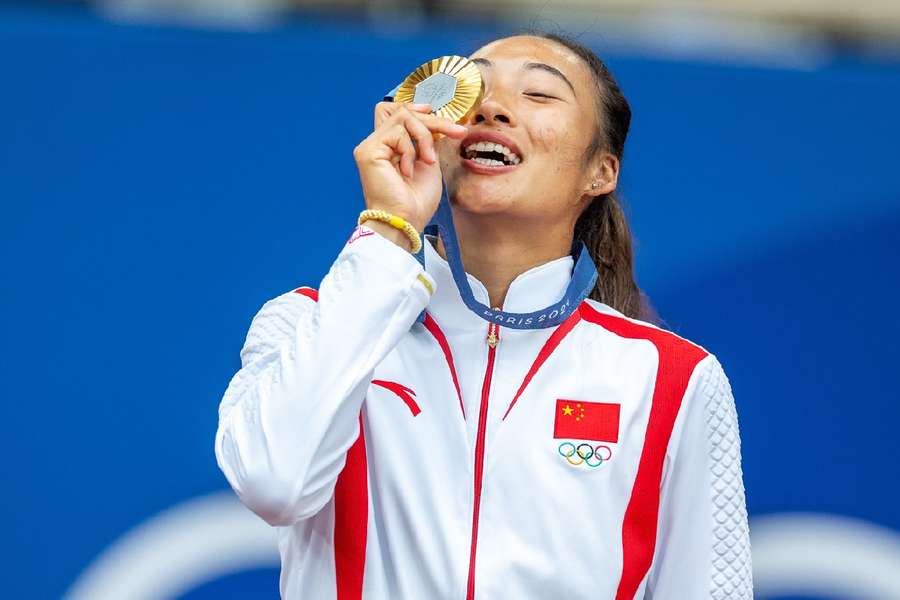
354;102;467;233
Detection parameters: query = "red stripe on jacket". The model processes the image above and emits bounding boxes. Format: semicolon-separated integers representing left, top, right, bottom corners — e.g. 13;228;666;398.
502;309;582;420
292;286;368;599
579;302;708;600
293;287;319;302
334;417;368;600
422;313;466;420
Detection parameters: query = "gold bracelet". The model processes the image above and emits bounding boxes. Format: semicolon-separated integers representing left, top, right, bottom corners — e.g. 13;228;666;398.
358;209;423;254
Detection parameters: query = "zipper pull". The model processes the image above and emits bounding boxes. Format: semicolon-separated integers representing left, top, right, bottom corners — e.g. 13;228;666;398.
486;310;501;348
486;324;499;348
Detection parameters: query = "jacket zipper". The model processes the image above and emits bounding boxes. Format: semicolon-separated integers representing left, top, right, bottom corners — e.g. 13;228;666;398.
466;319;500;600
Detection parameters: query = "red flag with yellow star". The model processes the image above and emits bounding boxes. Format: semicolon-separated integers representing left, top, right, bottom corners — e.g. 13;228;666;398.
553;399;620;442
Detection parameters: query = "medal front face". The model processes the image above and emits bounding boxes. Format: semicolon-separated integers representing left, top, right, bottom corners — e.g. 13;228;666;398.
412;72;458;110
393;55;483;123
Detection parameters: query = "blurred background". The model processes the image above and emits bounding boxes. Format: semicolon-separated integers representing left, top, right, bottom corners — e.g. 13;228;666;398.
2;0;899;598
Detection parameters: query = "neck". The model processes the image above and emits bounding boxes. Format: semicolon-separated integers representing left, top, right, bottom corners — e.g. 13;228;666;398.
436;210;576;308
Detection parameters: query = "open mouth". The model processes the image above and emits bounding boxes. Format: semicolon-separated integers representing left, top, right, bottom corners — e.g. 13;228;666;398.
460;141;522;167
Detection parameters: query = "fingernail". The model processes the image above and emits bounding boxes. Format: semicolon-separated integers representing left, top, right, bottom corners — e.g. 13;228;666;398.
452;124;467;133
411;103;432;110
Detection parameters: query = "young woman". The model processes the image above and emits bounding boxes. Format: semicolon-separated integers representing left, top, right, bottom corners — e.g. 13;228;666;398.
215;33;752;600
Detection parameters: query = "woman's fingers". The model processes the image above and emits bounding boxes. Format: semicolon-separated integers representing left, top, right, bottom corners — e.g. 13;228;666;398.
374;101;432;128
395;128;416;178
377;103;468;139
363;103;469;176
373;101;395;128
391;110;467;166
375;122;416;178
401;113;437;164
415;113;469;139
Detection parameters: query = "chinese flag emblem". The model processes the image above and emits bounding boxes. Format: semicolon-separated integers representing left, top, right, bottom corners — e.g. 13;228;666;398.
553;399;620;442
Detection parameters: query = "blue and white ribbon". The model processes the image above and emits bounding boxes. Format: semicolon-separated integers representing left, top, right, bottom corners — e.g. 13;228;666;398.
416;187;597;330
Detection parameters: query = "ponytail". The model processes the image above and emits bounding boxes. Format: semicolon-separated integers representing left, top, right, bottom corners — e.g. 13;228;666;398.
574;192;645;319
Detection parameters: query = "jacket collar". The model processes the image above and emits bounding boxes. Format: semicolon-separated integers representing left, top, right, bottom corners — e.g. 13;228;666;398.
423;236;575;335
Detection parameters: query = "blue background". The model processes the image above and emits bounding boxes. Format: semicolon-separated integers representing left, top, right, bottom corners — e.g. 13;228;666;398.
1;2;898;598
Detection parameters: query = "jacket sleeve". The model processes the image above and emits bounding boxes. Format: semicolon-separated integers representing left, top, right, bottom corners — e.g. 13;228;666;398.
214;227;435;526
644;354;753;599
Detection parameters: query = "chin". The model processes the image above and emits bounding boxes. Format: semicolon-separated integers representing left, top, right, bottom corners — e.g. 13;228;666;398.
448;176;518;215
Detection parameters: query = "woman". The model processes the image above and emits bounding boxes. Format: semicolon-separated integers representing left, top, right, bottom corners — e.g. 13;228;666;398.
215;33;752;600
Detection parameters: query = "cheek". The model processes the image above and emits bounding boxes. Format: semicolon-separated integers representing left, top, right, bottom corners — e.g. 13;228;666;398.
532;122;561;153
533;124;586;174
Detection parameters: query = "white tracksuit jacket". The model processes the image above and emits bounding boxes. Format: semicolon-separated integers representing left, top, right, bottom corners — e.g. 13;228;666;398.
215;225;753;600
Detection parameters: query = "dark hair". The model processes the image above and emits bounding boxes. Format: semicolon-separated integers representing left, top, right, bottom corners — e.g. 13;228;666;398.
519;32;653;321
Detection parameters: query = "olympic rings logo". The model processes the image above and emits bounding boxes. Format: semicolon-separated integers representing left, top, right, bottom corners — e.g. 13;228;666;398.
558;442;613;469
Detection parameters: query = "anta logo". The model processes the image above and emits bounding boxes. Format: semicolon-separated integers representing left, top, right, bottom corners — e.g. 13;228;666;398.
553;399;620;470
372;380;420;417
348;225;375;244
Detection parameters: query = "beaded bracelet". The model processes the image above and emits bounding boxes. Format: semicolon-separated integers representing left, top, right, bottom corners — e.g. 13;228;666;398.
358;209;423;254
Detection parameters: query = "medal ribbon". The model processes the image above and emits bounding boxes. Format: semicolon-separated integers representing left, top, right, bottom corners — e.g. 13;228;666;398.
415;187;598;330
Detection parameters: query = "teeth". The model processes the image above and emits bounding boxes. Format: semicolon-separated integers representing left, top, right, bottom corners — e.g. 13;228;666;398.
464;140;522;165
473;157;506;166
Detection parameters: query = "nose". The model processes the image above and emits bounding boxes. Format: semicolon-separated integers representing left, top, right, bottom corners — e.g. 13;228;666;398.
470;94;514;126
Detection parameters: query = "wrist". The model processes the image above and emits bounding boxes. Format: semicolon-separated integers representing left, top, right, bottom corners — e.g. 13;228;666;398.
364;220;414;252
365;206;424;233
359;208;423;254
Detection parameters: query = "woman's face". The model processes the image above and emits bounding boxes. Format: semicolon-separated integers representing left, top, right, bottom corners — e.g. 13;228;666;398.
439;36;608;223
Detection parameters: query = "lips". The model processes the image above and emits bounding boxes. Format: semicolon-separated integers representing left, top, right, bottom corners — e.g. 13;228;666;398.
458;130;524;173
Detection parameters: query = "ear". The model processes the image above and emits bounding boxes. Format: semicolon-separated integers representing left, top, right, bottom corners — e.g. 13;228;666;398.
584;152;619;198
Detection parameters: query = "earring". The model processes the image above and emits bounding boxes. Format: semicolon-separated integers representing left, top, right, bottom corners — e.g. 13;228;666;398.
591;182;599;190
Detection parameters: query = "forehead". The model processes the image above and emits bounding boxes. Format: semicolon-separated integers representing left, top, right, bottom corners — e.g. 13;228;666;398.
471;36;593;90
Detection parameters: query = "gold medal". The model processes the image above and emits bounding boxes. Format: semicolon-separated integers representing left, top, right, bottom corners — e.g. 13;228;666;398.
392;55;483;124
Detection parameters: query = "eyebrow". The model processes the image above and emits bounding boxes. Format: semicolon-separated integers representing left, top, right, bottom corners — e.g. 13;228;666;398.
471;57;576;97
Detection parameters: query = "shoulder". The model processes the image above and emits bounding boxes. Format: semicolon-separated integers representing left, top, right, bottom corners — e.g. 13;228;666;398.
241;286;319;364
250;286;319;327
578;299;710;367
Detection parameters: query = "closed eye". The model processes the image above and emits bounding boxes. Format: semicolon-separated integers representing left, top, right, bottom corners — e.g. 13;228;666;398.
524;91;557;100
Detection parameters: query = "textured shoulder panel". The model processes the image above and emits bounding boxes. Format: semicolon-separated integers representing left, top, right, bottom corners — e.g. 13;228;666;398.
218;287;318;423
700;356;753;599
240;287;318;367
